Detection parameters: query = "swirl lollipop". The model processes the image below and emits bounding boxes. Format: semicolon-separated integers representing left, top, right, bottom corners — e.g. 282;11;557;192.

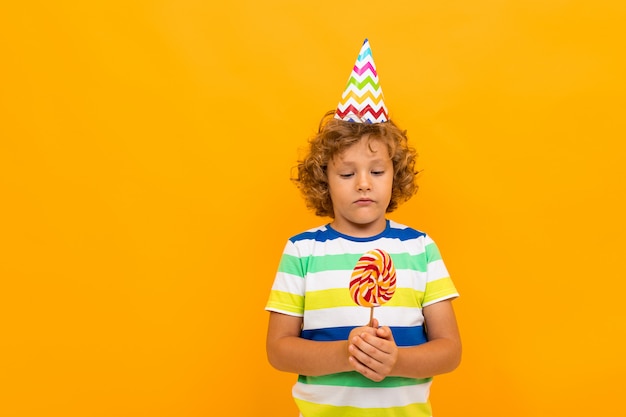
349;249;397;326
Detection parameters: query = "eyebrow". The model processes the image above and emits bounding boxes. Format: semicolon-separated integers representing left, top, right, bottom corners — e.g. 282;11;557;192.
334;157;390;166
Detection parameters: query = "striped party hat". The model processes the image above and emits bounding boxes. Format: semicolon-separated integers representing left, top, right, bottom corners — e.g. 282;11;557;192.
335;38;388;123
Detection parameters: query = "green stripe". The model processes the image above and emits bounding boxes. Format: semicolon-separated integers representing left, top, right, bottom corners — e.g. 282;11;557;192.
279;252;430;276
425;241;442;262
298;372;432;388
390;252;428;272
277;254;306;277
306;287;424;310
345;75;381;91
296;400;432;417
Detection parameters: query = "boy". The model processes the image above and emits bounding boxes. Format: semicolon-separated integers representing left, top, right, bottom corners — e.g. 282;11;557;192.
265;39;461;417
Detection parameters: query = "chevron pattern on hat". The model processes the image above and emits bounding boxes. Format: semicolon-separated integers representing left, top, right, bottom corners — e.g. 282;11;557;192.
335;39;388;124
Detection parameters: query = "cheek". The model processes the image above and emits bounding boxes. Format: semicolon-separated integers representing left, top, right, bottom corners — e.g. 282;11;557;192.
385;178;394;198
327;182;343;200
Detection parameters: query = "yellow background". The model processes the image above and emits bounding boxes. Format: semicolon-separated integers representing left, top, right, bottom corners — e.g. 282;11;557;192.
1;1;625;416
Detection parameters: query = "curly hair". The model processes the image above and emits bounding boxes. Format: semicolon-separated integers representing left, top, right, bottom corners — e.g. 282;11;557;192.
293;110;419;218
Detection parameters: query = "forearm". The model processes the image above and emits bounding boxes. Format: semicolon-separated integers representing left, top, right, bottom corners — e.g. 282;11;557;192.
267;336;352;376
392;337;462;379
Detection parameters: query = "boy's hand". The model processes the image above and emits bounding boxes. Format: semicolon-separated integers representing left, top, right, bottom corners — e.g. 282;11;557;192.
347;318;398;382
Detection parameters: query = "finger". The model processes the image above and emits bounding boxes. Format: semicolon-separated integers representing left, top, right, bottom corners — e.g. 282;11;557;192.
349;337;380;361
351;336;388;368
359;331;397;358
350;341;395;380
359;331;390;353
352;326;377;338
348;345;386;376
348;355;385;382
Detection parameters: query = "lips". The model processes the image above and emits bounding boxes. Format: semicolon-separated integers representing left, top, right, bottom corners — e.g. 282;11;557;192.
354;198;374;204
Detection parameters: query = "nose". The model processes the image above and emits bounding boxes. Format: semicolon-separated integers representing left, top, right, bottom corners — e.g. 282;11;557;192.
356;172;372;191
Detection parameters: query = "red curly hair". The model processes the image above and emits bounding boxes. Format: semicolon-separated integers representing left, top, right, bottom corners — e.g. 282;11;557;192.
294;110;419;218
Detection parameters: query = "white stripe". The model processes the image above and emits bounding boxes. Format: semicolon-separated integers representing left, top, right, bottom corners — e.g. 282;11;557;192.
388;220;407;229
303;306;369;329
374;307;425;327
400;270;428;290
298;238;428;257
305;270;428;292
282;241;301;257
293;380;431;408
426;260;449;280
302;306;424;329
271;272;305;294
265;307;303;317
422;294;459;308
274;269;436;300
305;270;349;291
337;97;384;110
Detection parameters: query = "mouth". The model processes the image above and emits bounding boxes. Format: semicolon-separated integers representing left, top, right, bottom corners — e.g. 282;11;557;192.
354;198;374;205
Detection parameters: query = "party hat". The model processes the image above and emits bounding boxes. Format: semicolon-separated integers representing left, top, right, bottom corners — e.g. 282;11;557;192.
335;38;388;123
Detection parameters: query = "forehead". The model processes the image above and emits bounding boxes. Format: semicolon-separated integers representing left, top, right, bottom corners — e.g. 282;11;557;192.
334;136;391;162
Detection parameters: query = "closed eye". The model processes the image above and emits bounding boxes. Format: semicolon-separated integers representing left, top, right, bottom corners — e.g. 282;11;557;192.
339;173;354;178
372;171;385;176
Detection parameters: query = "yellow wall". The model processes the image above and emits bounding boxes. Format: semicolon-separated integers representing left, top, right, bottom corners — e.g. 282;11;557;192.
1;1;625;416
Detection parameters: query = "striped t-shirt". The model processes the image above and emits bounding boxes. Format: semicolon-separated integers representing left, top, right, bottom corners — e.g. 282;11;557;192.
265;220;459;417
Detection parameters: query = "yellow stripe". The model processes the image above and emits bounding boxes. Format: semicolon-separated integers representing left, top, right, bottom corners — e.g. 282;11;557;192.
341;89;383;102
296;398;431;417
306;288;424;310
265;290;304;314
423;277;457;304
387;289;424;308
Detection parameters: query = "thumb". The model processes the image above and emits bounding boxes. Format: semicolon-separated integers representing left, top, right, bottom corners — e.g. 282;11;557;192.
376;325;394;341
370;318;380;328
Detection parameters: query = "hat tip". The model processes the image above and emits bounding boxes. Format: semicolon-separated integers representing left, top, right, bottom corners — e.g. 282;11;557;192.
334;38;388;124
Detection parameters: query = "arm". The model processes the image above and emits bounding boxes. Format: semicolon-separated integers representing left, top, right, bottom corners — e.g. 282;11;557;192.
266;311;376;376
348;299;461;381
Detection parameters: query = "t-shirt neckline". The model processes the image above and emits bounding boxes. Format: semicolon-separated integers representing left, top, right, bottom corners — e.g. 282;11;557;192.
325;220;390;242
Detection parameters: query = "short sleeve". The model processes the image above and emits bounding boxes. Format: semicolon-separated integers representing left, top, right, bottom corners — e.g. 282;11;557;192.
265;240;306;317
421;237;459;307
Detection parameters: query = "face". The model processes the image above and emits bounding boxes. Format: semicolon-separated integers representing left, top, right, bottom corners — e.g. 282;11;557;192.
327;135;393;237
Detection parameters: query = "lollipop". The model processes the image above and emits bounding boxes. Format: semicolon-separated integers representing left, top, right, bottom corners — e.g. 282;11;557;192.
349;249;397;326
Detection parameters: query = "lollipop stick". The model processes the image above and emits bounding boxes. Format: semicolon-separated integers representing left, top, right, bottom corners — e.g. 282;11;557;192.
368;307;374;327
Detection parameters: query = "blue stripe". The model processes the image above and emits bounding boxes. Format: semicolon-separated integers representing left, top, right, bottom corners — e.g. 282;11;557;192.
358;48;372;60
301;325;428;347
392;326;428;346
301;326;353;341
386;227;426;241
289;226;332;243
290;221;426;244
